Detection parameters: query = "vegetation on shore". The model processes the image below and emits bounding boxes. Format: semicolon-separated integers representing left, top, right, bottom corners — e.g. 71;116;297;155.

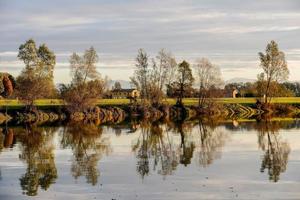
2;97;300;107
0;39;297;124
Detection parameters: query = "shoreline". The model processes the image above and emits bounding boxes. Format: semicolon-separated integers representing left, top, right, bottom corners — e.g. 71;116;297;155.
1;97;300;107
0;101;299;126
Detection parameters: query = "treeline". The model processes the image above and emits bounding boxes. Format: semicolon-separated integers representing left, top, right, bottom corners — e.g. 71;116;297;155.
5;39;109;113
130;50;223;107
129;40;290;106
1;39;292;114
164;81;299;98
224;81;299;97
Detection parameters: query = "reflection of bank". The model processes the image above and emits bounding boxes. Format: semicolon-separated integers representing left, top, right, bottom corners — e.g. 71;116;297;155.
256;121;290;182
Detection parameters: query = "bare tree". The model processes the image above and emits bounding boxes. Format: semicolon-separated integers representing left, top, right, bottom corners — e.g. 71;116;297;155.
131;49;177;105
130;49;149;100
194;58;223;107
152;49;177;91
70;46;99;85
166;56;177;87
62;47;107;112
258;41;289;104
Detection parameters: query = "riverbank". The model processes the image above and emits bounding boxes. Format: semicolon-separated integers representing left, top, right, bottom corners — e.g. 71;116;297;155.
0;100;299;126
1;97;300;107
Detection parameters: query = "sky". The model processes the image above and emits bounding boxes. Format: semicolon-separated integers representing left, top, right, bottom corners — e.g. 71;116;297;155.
1;0;300;84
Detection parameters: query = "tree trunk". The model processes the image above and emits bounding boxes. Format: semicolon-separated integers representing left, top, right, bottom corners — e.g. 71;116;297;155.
265;78;271;104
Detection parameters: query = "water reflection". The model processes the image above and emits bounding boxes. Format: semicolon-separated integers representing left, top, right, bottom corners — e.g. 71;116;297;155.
0;119;297;197
197;120;229;167
255;120;291;182
174;120;196;166
60;123;112;185
132;119;229;179
132;121;180;178
0;129;4;181
16;126;58;196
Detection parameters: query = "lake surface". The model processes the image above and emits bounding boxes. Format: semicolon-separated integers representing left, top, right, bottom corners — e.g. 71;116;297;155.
0;119;299;200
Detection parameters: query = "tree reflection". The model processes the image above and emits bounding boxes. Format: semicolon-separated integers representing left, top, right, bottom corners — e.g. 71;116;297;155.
256;120;290;182
0;127;16;152
132;121;181;179
197;120;228;167
173;120;195;166
3;128;15;148
0;129;4;181
0;129;4;153
132;120;197;179
0;127;16;181
61;123;111;185
16;126;58;196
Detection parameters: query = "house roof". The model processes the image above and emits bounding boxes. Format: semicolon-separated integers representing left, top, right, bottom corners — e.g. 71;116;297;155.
111;88;137;92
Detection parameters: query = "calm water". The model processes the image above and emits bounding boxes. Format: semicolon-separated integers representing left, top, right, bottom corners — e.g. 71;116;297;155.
0;120;300;200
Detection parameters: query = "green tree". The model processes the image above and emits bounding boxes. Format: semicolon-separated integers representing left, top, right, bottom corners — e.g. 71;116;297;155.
258;41;289;103
175;61;194;105
16;39;57;105
282;82;300;97
256;73;294;98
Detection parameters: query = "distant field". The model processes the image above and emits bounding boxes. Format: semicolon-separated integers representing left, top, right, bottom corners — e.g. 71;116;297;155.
0;97;300;107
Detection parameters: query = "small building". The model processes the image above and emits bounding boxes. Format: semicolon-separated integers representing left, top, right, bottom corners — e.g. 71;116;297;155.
111;88;140;99
232;89;239;98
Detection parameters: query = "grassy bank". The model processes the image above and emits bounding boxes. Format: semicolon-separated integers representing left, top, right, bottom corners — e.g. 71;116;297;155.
0;97;300;107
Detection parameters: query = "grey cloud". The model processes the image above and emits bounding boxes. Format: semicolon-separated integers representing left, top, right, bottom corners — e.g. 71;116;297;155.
0;0;300;82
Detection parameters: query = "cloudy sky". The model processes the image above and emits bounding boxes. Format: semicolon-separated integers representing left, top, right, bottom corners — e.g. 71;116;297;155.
1;0;300;83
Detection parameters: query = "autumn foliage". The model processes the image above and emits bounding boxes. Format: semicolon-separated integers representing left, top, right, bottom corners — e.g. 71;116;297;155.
3;75;14;97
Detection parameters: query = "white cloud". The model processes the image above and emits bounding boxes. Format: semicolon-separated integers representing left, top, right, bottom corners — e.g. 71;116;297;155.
0;51;17;56
191;26;300;34
236;12;300;20
24;15;98;30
